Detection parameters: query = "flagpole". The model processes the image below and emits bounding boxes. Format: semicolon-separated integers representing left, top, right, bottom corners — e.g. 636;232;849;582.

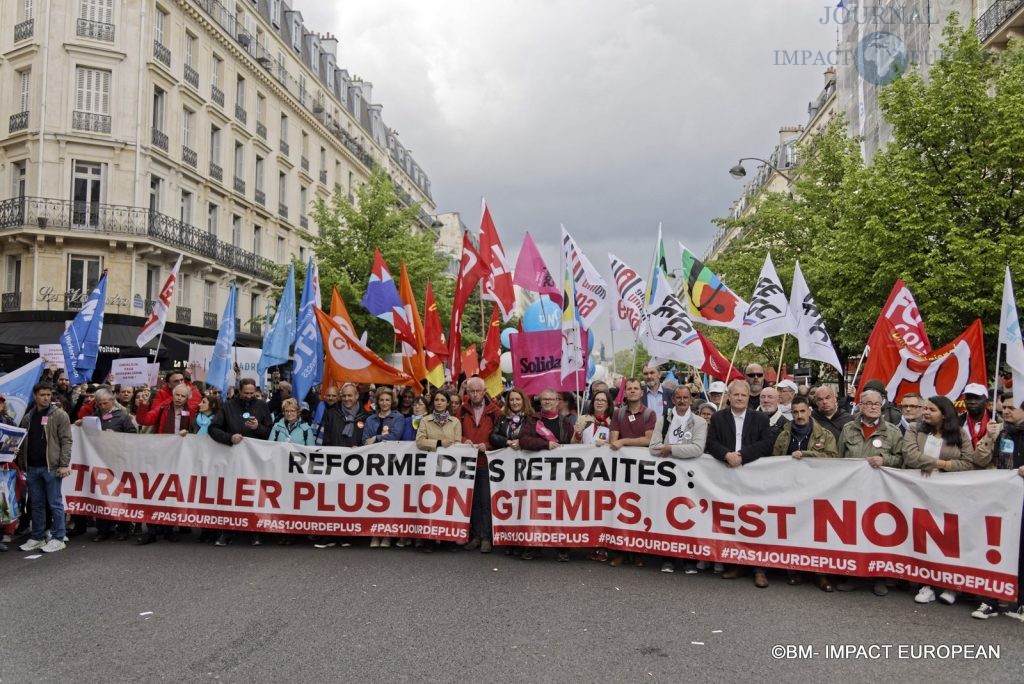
848;343;869;389
776;333;788;384
608;320;618;379
993;340;1003;421
720;341;740;410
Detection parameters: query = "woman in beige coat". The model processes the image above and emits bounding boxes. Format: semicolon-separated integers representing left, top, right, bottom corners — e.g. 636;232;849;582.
416;390;462;451
902;395;975;606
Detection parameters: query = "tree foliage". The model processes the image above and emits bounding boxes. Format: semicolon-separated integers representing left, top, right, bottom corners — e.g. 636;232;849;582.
710;14;1024;374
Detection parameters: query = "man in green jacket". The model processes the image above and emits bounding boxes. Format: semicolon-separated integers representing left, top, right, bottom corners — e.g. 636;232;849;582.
772;395;837;459
16;382;73;553
837;389;904;468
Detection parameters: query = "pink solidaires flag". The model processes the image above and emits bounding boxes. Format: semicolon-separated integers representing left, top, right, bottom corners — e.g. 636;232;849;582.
513;231;562;305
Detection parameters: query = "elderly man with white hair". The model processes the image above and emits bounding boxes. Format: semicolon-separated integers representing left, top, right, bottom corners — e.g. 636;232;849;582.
776;380;798;421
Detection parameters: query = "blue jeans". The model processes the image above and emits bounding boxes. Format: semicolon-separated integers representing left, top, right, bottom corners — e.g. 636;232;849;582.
26;466;65;541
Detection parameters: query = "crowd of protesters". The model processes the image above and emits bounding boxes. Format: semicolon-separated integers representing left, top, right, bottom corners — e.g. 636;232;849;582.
1;362;1022;622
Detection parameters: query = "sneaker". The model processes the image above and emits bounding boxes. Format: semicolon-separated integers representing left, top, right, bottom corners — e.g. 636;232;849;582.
1005;605;1024;622
464;537;481;551
313;540;337;549
1;533;12;543
380;537;391;548
660;561;675;574
251;536;263;547
682;562;698;575
480;540;492;554
915;586;936;604
972;603;999;620
395;539;408;548
369;537;381;548
20;538;46;552
938;590;957;605
557;551;570;562
41;538;66;553
0;542;7;552
713;562;724;574
695;560;709;571
214;534;230;547
872;580;889;597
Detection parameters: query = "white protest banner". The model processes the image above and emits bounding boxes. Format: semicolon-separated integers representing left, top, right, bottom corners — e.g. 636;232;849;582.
109;358;150;386
38;344;65;370
0;424;27;463
66;429;476;542
187;344;266;386
486;447;1022;600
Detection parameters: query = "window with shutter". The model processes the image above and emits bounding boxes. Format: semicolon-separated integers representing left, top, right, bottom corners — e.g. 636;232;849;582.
23;0;34;20
19;70;31;113
75;67;111;114
154;9;166;44
79;0;112;23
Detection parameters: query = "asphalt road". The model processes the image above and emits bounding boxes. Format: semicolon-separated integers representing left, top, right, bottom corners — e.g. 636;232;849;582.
3;534;1022;683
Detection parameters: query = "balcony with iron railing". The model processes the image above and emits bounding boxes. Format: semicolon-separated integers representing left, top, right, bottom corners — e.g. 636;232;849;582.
300;157;310;172
176;306;192;324
210;162;223;182
72;111;111;133
233;176;246;194
278;203;288;219
2;292;21;312
978;0;1024;44
182;146;197;168
256;122;267;140
319;169;328;184
0;197;276;281
211;85;225;107
151;127;169;152
76;17;114;42
14;19;34;42
9;111;28;133
235;105;247;125
153;40;171;67
300;215;308;229
249;320;262;335
184;64;199;89
279;139;290;156
254;189;265;206
144;298;157;314
203;311;218;328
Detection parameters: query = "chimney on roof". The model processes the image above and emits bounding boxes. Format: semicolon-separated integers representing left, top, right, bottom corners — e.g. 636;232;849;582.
824;66;836;87
778;125;804;144
320;33;338;58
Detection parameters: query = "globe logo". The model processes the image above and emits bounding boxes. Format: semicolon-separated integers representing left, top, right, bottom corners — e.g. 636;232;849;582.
854;31;909;86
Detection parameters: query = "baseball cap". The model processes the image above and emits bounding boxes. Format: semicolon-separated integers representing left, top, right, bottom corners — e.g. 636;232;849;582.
708;381;727;394
963;383;988;397
776;380;798;392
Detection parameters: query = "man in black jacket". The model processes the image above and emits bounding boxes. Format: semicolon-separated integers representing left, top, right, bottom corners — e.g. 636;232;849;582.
706;379;774;587
318;383;367;448
207;378;271;547
811;385;853;440
209;378;272;445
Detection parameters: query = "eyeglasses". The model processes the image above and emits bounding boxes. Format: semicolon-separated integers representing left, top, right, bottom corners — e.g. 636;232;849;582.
746;372;764;378
860;401;883;408
900;404;922;410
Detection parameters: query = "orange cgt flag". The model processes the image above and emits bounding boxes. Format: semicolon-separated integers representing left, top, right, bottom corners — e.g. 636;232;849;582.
314;307;416;389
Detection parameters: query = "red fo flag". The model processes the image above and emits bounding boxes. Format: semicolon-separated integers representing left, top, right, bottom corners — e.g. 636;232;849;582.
857;318;987;403
867;279;932;356
448;232;485;379
696;331;744;382
478;199;516;321
480;305;501;377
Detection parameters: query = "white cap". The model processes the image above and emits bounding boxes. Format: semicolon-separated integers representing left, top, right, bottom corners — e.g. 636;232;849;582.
776;379;798;392
708;381;727;394
963;383;988;397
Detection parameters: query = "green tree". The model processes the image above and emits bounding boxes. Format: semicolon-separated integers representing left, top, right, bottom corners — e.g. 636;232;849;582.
301;167;469;353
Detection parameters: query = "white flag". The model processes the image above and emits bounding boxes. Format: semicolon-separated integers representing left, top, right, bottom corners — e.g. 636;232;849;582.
608;253;648;332
560;226;608;330
560;240;584;381
789;261;843;376
136;254;182;348
639;267;705;368
738;252;795;349
999;266;1024;409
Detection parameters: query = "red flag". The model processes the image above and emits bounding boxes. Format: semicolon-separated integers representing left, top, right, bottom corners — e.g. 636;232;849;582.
314;307;416;388
478;199;516;321
858;318;987;403
449;232;484;380
696;331;745;381
867;279;932;356
461;344;480;378
398;263;427;392
422;282;446;388
480;305;501;376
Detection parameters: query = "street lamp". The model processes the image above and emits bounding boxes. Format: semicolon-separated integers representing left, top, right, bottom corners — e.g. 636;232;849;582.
729;157;794;184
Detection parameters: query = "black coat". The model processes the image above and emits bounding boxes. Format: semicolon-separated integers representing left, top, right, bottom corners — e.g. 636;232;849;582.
706;408;774;464
209;396;273;445
319;403;368;447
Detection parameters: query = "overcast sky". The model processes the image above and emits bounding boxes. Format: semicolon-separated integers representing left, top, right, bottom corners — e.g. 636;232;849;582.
301;0;837;345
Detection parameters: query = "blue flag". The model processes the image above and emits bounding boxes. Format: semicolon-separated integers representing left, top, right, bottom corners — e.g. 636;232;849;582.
0;358;44;423
292;257;323;405
258;263;297;381
60;271;108;384
207;284;238;396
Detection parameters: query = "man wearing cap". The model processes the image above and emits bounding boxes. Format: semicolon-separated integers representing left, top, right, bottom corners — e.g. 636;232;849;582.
707;381;727;407
960;382;995;450
776;380;797;420
858;379;902;426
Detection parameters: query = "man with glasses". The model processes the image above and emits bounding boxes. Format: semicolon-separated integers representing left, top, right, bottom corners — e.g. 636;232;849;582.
898;392;924;433
835;388;904;597
137;370;202;426
858;379;903;427
776;380;798;420
743;363;766;410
